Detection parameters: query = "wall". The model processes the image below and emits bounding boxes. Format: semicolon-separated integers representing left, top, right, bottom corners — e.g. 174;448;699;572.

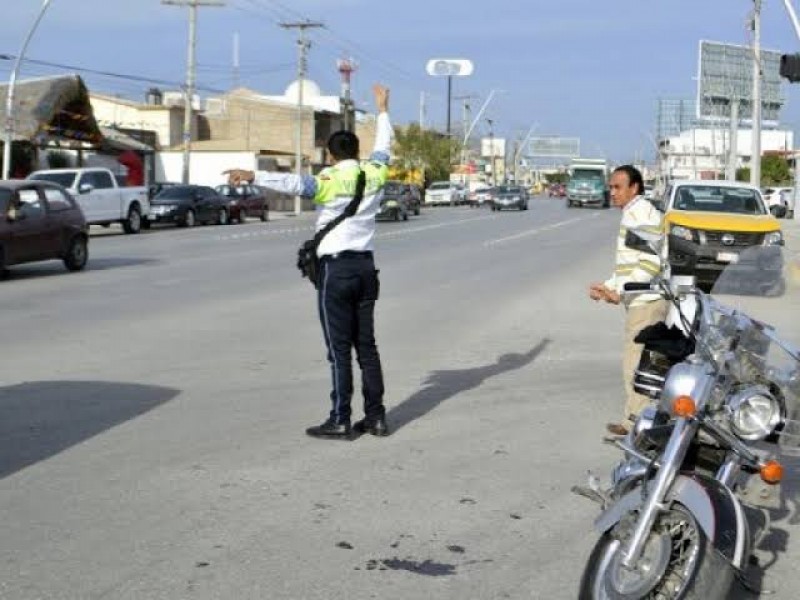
157;151;256;186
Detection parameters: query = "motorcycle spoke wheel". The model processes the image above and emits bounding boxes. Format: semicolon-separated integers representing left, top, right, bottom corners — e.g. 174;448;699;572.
590;507;703;600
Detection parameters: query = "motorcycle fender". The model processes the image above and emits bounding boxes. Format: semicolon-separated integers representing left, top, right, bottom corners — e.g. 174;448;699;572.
594;473;749;569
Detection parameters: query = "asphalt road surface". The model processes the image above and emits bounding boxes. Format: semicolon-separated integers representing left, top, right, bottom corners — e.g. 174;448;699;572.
1;200;799;599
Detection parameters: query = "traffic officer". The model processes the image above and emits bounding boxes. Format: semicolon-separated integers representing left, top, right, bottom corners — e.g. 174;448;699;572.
224;84;392;440
588;165;668;437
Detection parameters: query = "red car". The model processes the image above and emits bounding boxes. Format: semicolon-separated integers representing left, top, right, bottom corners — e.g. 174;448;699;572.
215;183;270;223
1;180;89;275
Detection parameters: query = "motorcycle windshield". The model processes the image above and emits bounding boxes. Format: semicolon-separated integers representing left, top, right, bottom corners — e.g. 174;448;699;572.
705;244;800;449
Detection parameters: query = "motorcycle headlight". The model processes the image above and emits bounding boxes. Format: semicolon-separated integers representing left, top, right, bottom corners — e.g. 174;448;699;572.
670;225;694;241
728;386;781;441
764;231;784;246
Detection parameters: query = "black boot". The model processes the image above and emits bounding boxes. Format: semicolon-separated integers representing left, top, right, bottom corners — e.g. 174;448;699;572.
306;419;352;440
353;416;389;437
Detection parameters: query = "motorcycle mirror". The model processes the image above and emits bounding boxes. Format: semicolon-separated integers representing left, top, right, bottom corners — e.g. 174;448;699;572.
624;229;660;255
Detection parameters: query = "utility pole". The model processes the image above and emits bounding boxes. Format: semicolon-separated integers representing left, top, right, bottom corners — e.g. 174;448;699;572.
751;0;763;187
419;92;426;129
163;0;225;185
233;32;240;89
453;94;476;167
281;20;324;215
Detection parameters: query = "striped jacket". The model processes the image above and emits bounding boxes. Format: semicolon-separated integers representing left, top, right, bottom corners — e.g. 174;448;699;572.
603;196;664;307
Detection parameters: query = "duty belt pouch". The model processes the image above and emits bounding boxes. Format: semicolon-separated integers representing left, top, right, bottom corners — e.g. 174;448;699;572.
297;169;367;289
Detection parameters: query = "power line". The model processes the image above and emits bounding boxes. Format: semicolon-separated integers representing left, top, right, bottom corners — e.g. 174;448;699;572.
0;53;226;93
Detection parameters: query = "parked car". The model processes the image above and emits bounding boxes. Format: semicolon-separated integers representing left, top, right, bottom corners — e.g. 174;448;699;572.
491;185;529;211
148;181;180;200
779;188;796;218
1;180;89;275
215;183;270;223
467;186;495;207
762;186;793;218
148;185;230;227
661;180;783;289
377;181;411;221
28;167;149;234
424;181;461;206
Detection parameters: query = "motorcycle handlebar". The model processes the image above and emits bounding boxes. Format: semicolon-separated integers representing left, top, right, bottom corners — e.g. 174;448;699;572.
623;282;655;292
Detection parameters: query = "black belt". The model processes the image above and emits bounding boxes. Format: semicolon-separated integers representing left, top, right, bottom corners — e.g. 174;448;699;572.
321;250;373;261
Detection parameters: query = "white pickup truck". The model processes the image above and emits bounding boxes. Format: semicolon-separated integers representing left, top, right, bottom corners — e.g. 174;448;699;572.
27;168;149;234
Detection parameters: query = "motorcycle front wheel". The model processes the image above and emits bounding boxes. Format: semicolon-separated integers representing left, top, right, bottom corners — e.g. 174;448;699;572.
579;505;733;599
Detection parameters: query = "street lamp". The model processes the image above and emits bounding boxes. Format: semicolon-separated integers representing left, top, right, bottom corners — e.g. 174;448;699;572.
3;0;54;180
425;59;473;137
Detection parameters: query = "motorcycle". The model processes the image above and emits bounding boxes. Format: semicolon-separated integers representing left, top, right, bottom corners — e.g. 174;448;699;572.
576;232;800;599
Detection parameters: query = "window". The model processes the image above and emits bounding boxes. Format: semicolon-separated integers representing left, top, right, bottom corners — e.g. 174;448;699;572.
42;187;74;212
18;189;44;217
0;189;10;213
81;170;114;189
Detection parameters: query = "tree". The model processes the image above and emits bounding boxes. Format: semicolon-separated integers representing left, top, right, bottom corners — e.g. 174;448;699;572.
736;167;750;182
760;154;792;186
392;124;459;183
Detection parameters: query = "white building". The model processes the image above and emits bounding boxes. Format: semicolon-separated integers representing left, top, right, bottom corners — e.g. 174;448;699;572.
658;128;794;180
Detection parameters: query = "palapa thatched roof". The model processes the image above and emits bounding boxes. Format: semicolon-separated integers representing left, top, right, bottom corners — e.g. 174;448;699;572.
0;74;102;144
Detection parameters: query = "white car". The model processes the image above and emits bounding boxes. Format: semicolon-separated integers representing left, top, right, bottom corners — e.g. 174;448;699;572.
424;181;460;206
28;168;149;233
762;186;793;218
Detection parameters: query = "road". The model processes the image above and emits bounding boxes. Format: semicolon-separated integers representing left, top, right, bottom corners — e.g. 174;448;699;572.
1;200;798;599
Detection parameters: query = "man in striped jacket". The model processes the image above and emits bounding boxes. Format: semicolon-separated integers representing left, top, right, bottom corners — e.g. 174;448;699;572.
589;165;667;436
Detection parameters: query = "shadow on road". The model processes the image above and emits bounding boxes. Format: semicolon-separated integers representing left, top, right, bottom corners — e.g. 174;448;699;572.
2;257;159;281
729;453;800;598
0;380;180;479
387;338;551;433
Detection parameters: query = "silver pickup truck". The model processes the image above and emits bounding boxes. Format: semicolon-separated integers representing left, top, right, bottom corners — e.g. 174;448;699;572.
28;168;149;234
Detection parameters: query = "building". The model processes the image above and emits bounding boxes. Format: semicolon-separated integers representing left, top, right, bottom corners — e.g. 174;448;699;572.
657;128;794;181
90;79;379;195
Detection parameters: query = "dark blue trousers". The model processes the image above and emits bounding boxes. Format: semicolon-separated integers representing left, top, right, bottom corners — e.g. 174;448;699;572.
317;253;385;424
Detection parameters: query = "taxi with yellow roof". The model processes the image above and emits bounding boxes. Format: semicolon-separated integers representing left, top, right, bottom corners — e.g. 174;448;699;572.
657;180;784;288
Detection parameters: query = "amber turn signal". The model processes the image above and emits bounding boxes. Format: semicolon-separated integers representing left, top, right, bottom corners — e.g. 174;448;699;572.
672;395;697;418
760;460;783;485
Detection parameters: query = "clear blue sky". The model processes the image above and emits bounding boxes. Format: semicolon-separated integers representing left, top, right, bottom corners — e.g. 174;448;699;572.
3;0;800;162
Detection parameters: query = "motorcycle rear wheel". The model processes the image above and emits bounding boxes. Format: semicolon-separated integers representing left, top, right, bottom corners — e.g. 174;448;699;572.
579;504;733;599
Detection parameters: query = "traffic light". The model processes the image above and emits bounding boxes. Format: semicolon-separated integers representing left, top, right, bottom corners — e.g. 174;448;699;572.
780;53;800;82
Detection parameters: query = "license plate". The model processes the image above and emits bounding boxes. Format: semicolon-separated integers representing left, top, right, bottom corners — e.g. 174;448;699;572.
717;252;739;263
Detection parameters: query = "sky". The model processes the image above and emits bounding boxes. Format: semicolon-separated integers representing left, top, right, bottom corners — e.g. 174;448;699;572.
3;0;800;162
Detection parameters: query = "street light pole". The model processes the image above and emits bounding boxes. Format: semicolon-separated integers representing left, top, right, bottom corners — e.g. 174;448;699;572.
3;0;53;180
751;0;763;187
487;118;495;187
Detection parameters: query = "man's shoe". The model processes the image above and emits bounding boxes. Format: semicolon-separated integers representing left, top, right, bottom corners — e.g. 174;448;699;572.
353;417;390;437
605;423;629;437
306;419;352;440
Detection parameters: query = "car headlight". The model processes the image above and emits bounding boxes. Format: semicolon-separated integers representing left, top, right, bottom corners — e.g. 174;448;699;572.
764;231;784;246
728;386;781;441
512;196;520;201
670;225;694;241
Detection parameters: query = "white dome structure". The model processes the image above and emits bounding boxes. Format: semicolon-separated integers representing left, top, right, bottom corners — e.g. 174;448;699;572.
284;79;322;104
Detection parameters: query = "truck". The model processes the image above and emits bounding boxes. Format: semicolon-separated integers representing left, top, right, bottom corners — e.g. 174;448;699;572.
27;168;150;234
566;158;610;209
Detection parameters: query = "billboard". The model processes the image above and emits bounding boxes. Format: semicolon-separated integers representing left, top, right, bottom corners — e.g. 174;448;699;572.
528;136;580;158
481;137;506;158
696;40;784;124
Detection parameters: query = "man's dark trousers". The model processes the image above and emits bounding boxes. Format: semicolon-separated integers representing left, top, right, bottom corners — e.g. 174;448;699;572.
317;252;385;424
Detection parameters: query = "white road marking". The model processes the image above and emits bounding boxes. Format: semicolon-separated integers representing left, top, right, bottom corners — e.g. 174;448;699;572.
483;214;599;247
